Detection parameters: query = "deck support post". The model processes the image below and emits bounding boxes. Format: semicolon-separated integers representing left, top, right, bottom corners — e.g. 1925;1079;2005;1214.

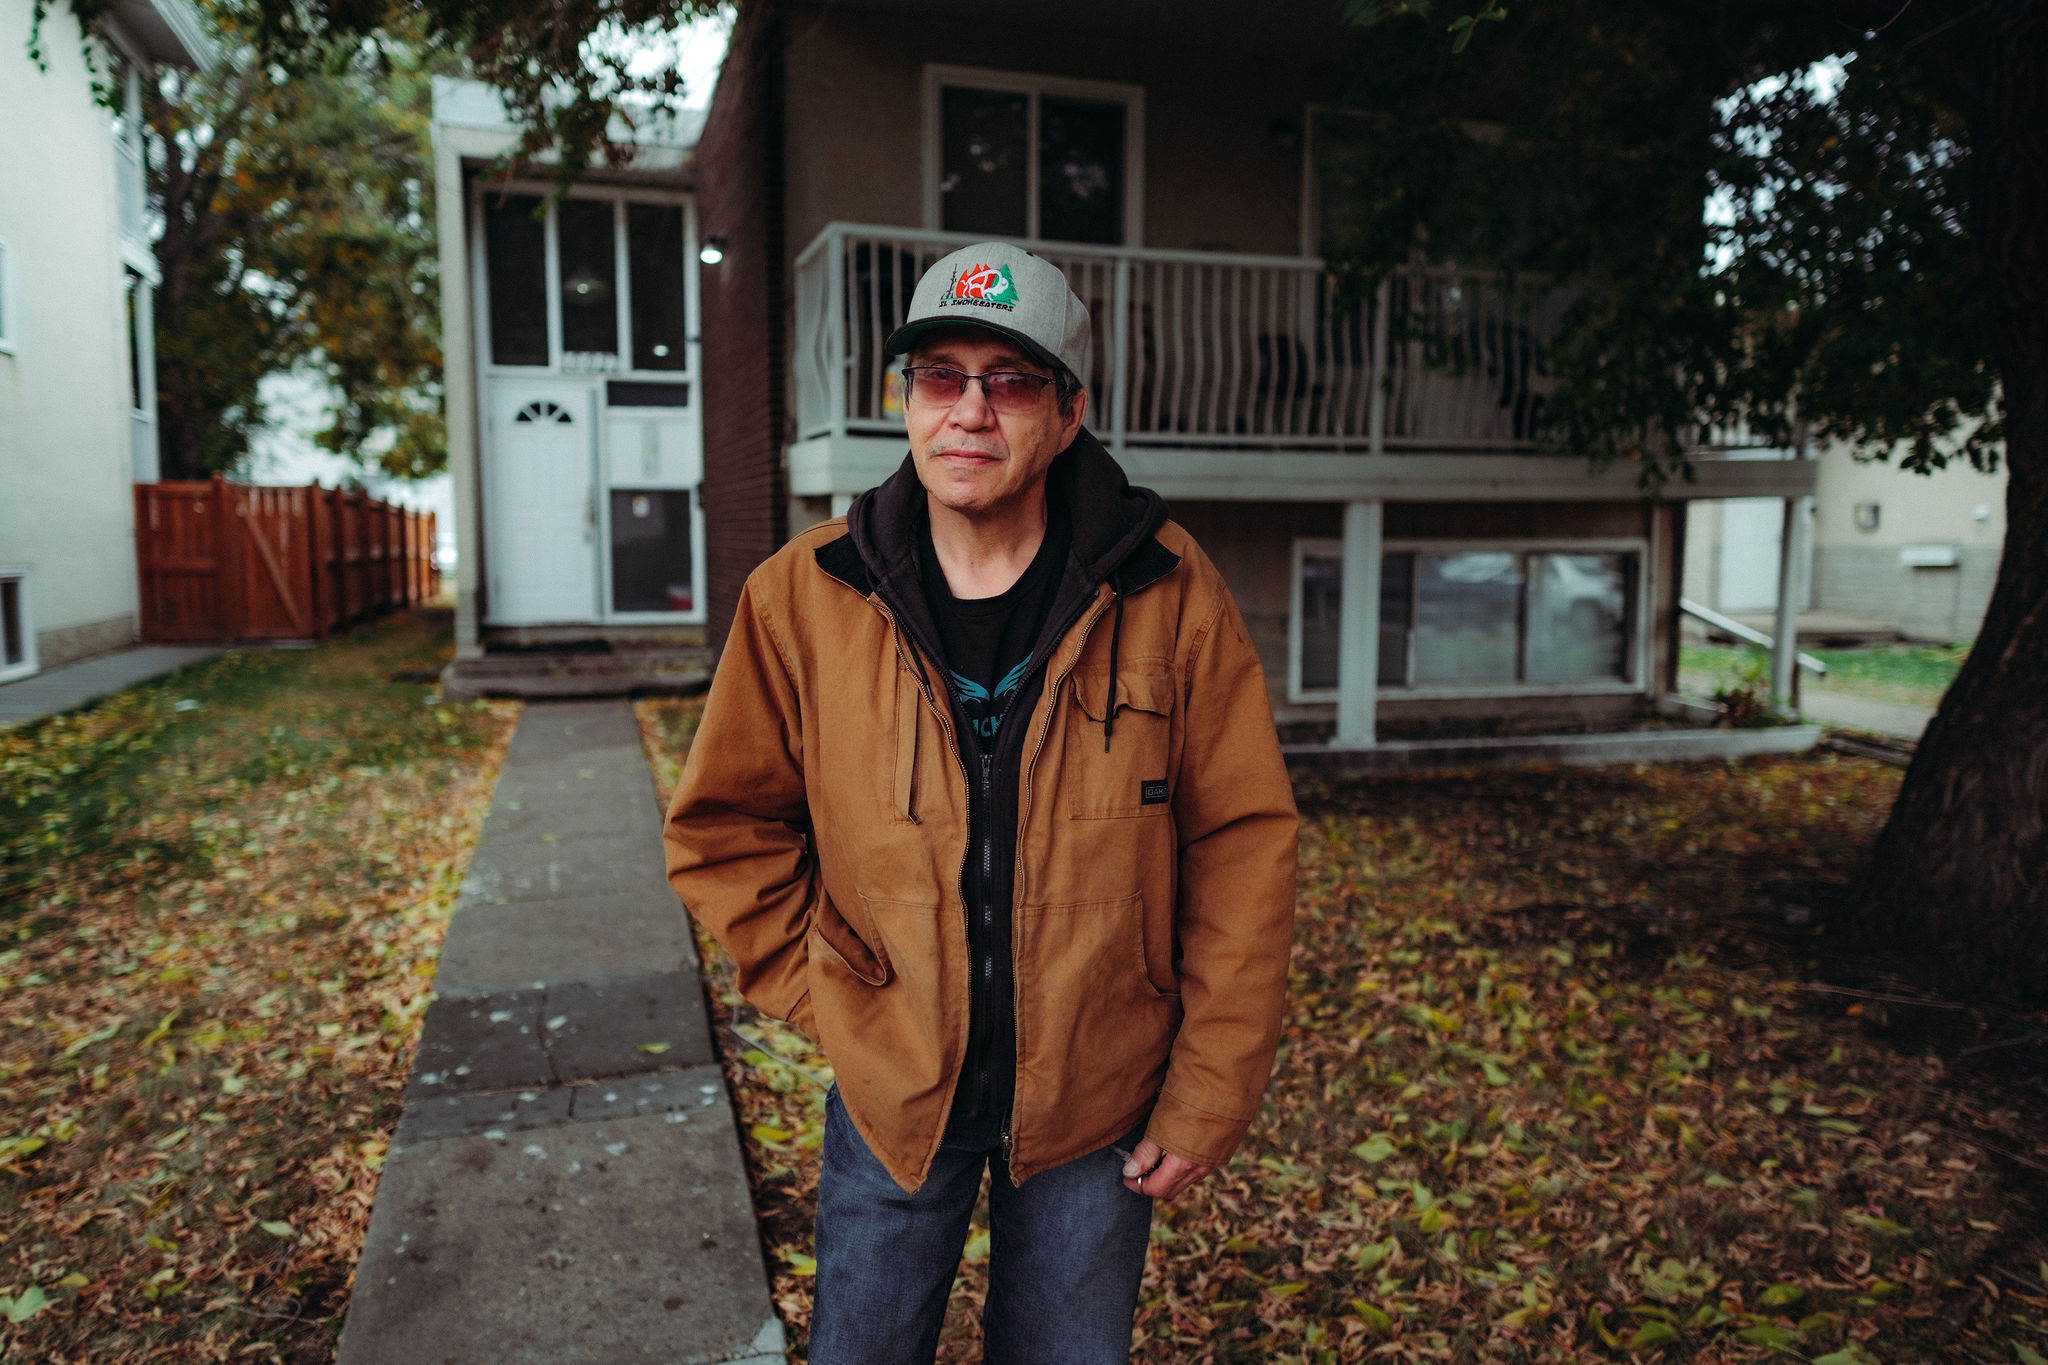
1336;498;1383;748
1769;492;1814;713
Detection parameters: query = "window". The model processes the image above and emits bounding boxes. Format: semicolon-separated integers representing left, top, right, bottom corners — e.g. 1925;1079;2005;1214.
482;193;549;366
926;67;1142;245
557;198;619;358
1291;540;1641;699
1;570;36;682
626;204;687;371
1293;544;1409;698
125;269;145;411
0;238;14;352
609;489;695;613
479;190;693;373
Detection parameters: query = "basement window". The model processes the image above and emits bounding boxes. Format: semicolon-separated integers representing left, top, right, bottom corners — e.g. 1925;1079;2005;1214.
1290;540;1644;702
1;569;36;682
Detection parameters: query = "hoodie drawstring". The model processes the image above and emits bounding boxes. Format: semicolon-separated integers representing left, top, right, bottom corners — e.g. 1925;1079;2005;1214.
1103;583;1125;752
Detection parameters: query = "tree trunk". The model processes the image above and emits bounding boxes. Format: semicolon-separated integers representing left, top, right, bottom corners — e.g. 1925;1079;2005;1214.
1851;2;2048;1001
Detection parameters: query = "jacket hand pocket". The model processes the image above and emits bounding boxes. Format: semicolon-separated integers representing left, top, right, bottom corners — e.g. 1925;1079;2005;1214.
811;894;892;986
1066;664;1176;819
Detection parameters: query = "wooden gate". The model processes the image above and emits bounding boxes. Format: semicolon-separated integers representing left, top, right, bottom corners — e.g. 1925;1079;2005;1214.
137;476;440;644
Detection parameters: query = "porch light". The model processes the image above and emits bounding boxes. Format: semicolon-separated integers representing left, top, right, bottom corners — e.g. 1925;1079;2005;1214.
699;235;725;265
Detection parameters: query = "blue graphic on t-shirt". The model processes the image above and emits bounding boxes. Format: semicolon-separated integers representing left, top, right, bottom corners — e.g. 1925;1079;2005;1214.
952;656;1034;739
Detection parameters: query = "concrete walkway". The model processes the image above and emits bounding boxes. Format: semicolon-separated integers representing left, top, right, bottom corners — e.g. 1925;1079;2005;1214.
336;700;786;1365
1802;690;1937;743
0;644;225;727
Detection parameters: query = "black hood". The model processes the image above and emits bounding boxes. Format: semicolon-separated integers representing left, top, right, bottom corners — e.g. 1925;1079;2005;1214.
839;425;1168;608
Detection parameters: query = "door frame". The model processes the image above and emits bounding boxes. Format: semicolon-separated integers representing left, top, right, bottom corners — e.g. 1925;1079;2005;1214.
468;180;705;627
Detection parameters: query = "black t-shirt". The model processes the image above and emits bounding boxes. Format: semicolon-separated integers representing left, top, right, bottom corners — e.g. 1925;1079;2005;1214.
917;494;1071;753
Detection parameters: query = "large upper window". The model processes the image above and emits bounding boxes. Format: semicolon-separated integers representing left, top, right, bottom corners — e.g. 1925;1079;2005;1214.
926;67;1142;246
1292;540;1641;699
479;189;692;373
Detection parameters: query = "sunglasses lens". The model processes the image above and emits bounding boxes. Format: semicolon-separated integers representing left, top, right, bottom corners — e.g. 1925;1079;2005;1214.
906;369;968;405
983;374;1045;411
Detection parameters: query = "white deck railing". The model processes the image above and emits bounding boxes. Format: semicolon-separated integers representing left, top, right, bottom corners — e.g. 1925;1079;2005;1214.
793;223;1568;455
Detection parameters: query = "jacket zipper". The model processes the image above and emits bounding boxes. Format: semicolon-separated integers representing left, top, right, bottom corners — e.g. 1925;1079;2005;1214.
1000;586;1116;1180
978;750;996;1111
871;598;977;1126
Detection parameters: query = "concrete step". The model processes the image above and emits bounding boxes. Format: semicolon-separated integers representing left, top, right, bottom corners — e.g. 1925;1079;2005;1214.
441;650;711;701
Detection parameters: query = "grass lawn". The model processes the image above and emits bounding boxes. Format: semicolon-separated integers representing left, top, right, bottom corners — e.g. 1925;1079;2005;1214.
1680;643;1970;711
1;611;516;1363
641;695;2048;1365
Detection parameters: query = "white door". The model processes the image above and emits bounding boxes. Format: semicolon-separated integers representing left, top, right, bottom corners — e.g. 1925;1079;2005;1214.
1717;497;1784;612
485;379;600;624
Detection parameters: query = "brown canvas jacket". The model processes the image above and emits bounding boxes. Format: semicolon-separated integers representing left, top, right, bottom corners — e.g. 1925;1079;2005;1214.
663;511;1298;1192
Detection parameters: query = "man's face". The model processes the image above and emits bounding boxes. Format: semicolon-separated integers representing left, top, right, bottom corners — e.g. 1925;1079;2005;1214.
904;329;1086;521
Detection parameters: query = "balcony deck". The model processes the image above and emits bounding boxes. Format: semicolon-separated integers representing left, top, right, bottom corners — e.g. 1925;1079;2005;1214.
789;223;1815;504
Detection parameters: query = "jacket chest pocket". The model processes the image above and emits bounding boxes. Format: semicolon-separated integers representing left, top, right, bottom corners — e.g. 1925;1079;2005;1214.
1063;663;1176;819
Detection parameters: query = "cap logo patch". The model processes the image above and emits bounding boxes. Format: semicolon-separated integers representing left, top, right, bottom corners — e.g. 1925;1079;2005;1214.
943;263;1020;311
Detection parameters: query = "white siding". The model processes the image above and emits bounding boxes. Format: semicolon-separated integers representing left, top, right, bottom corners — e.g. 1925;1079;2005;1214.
0;0;142;666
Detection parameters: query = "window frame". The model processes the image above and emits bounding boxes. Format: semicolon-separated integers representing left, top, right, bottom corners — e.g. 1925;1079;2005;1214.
1288;536;1651;703
0;567;39;683
921;64;1146;247
468;180;702;380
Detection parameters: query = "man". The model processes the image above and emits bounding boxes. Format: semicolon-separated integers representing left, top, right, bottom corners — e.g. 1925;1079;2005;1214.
664;242;1296;1364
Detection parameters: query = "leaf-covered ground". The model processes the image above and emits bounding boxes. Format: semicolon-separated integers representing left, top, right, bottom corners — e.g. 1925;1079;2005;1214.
1;612;517;1362
642;694;2048;1365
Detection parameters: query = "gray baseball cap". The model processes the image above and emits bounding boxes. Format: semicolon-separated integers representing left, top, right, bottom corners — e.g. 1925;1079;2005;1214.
885;242;1093;382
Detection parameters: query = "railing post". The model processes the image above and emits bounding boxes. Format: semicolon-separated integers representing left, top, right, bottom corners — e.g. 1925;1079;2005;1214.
826;226;848;440
1366;276;1392;460
1109;255;1131;454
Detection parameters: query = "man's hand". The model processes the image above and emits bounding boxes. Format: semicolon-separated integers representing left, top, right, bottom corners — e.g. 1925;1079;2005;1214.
1120;1138;1215;1199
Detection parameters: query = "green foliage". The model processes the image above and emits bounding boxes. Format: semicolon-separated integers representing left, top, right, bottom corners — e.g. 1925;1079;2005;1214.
1684;642;1971;710
148;3;454;478
1710;655;1781;728
1327;1;2000;484
237;0;726;188
1810;642;1971;707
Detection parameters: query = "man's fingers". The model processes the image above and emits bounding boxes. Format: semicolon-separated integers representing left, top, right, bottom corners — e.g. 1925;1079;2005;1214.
1119;1137;1218;1197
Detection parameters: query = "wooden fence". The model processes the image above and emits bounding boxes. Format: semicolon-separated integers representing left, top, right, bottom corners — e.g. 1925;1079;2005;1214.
137;476;440;644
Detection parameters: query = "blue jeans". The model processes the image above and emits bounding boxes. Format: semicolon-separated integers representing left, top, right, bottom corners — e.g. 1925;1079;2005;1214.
808;1087;1154;1365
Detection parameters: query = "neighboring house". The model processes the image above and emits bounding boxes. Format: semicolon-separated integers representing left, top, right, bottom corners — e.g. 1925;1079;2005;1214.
0;0;212;679
429;78;713;661
1685;441;2006;643
689;0;1821;750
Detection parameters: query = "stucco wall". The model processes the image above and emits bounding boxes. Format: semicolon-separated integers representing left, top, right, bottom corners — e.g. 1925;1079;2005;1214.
1682;441;2006;641
1808;442;2003;642
0;0;140;667
780;1;1329;262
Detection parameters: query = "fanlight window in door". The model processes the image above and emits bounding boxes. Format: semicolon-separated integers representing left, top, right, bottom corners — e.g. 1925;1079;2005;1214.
514;399;575;424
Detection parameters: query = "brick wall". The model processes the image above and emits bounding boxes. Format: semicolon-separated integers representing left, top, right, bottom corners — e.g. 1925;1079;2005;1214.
696;0;789;652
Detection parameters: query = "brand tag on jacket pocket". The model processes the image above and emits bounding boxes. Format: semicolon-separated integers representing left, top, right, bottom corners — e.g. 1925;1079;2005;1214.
1140;779;1169;805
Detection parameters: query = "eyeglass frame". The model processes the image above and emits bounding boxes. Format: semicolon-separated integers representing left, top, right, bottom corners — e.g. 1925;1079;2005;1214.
900;365;1059;414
